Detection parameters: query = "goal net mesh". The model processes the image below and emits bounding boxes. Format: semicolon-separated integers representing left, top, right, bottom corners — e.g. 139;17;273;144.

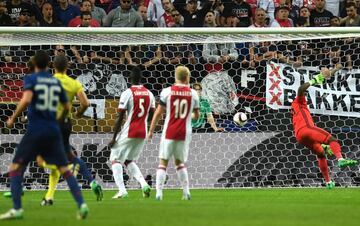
0;29;359;190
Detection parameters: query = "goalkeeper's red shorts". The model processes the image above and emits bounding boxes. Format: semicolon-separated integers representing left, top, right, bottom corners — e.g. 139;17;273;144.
295;126;332;155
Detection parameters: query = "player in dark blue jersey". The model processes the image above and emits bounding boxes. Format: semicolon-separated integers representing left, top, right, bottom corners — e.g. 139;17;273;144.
0;51;89;220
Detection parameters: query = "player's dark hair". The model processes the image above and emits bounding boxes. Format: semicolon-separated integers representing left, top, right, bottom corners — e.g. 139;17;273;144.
33;50;50;70
130;66;142;85
53;55;68;73
346;2;357;8
27;57;35;73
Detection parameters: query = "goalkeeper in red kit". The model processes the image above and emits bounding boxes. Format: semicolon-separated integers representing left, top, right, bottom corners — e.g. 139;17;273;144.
291;64;357;189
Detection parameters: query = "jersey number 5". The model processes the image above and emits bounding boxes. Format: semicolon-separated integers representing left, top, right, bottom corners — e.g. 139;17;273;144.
173;99;188;119
35;85;61;112
138;98;145;117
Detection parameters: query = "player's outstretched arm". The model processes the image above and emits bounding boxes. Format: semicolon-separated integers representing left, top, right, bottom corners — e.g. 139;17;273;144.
6;90;33;128
148;104;165;140
108;110;126;148
297;64;342;97
75;90;90;118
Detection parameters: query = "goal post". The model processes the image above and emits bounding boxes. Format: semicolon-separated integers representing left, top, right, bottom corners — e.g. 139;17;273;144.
0;27;359;190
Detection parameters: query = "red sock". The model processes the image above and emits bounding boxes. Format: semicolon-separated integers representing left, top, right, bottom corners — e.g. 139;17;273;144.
329;140;343;159
318;157;331;183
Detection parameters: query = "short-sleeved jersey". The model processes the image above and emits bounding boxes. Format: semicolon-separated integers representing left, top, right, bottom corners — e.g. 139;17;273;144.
117;85;155;139
160;84;200;141
54;72;83;119
291;96;315;132
24;71;68;131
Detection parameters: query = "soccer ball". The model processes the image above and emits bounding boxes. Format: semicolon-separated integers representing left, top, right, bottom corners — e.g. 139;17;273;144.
233;112;248;127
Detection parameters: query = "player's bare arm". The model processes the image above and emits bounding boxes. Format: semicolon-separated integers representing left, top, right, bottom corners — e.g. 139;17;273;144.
148;104;165;140
58;102;71;123
75;90;90;118
6;90;33;128
192;108;200;120
108;110;126;148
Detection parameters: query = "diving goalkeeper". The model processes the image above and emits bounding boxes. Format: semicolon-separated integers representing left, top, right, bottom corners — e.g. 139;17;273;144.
291;63;357;189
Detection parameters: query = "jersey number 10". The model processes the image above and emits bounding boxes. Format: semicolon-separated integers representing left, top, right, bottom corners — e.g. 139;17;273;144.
173;99;188;119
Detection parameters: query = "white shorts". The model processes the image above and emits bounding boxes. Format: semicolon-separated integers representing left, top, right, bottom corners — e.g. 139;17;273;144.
110;137;145;163
159;138;190;163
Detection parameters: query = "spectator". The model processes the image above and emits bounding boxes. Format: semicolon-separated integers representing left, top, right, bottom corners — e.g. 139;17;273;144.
249;41;277;65
191;83;224;132
33;0;45;22
170;8;183;27
340;0;360;17
68;0;100;27
173;0;213;27
222;0;253;27
297;6;310;26
325;0;340;16
90;0;107;25
257;0;276;22
310;0;333;26
138;5;157;27
158;0;175;27
249;8;268;27
161;44;196;64
0;0;12;26
40;2;62;26
330;15;341;25
17;8;36;26
293;0;316;10
55;0;81;26
204;10;217;26
146;0;165;23
79;11;94;27
340;2;360;26
103;0;144;27
6;0;36;25
270;6;294;27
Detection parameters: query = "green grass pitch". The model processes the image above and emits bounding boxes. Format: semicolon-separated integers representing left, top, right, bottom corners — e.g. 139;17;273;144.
1;188;360;226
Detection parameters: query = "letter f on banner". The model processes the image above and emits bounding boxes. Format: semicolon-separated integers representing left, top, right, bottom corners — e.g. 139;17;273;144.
266;62;283;109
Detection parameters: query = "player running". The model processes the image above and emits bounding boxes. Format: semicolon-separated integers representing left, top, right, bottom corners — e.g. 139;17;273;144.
108;66;155;199
0;51;88;220
148;66;200;200
291;63;357;189
38;55;103;205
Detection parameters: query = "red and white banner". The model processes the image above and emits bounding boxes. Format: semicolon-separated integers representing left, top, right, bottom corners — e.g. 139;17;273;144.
266;62;360;117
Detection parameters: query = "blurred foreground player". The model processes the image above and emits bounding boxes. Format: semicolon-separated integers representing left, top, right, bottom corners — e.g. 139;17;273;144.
108;66;155;199
291;64;357;189
148;66;200;200
38;55;103;205
0;51;88;220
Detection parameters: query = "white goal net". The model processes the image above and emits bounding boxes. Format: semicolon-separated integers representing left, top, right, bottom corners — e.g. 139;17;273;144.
0;28;359;190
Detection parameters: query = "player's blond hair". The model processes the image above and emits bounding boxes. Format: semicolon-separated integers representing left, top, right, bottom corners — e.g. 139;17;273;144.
175;66;190;83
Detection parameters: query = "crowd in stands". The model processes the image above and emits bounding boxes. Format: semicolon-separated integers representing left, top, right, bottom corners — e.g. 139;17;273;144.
0;0;360;27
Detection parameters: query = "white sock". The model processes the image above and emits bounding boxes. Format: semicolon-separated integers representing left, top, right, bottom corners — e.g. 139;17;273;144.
126;161;147;188
111;162;127;194
176;164;190;195
156;165;166;197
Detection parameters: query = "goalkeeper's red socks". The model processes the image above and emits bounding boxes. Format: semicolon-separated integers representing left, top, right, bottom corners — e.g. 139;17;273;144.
317;156;330;183
329;140;343;160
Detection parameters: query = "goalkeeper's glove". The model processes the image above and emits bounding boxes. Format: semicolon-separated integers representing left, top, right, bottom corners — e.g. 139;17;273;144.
309;73;325;85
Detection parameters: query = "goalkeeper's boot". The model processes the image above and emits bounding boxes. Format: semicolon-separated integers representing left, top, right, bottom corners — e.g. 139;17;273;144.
3;191;24;198
77;203;89;220
90;181;103;201
0;209;23;220
338;158;358;167
326;181;335;190
322;144;333;156
112;192;128;199
40;198;54;206
142;185;151;198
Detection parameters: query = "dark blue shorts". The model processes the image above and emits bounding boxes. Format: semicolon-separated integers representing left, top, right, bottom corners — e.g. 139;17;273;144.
13;129;68;167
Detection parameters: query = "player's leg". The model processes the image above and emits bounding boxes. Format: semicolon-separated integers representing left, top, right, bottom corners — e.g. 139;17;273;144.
125;160;151;197
124;139;150;197
110;139;128;198
325;136;357;167
156;139;173;200
174;140;190;200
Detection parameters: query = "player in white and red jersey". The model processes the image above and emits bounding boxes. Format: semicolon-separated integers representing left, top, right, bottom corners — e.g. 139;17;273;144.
148;66;200;201
108;66;155;199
